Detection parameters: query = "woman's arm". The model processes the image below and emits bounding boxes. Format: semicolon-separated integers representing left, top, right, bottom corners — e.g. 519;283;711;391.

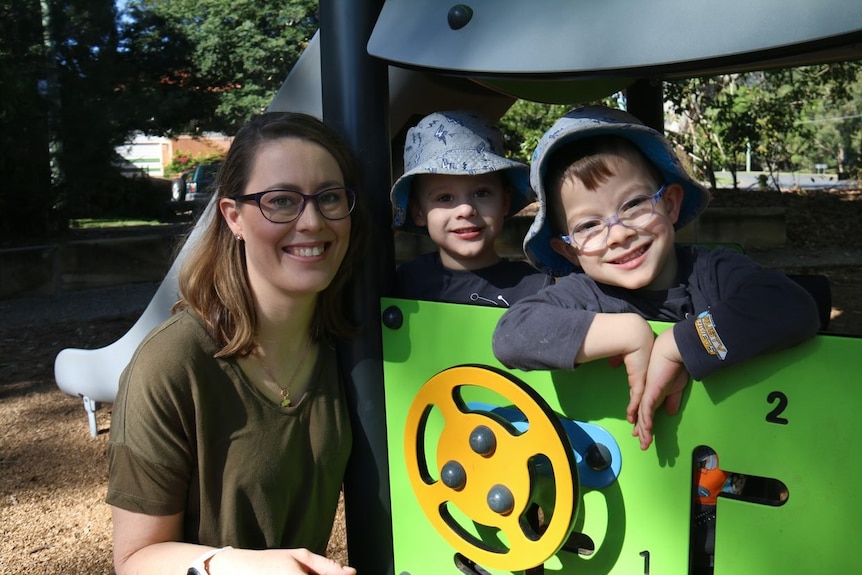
112;507;197;574
112;507;357;575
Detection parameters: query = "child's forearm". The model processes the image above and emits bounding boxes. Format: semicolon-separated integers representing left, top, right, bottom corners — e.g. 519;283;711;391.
492;302;595;370
578;313;655;363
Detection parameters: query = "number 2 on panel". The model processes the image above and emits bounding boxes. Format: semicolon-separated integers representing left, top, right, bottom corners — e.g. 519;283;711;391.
766;390;789;425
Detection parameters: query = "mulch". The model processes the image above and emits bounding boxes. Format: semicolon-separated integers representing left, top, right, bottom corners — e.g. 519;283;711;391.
0;316;348;575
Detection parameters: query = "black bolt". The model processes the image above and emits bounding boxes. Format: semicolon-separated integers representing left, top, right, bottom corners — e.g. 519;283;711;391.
586;443;612;471
469;425;496;456
381;305;403;329
487;484;514;514
447;4;473;30
441;460;467;490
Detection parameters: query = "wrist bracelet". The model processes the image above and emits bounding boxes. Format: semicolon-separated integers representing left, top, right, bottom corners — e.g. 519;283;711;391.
187;546;233;575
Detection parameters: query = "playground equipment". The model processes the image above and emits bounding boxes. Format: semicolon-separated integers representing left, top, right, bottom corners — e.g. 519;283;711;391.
382;300;860;574
54;0;861;572
53;200;217;436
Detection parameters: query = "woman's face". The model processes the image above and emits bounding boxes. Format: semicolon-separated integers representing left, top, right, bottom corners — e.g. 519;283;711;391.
220;138;351;303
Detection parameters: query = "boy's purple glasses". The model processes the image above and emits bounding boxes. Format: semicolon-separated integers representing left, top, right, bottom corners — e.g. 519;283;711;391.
560;184;667;251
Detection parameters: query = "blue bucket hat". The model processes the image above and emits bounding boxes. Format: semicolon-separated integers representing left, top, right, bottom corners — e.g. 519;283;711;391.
525;105;711;277
391;110;532;233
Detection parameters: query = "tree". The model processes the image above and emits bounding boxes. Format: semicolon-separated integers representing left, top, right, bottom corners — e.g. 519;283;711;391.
0;0;122;238
799;61;862;177
665;76;728;189
0;0;321;241
124;0;318;133
0;0;53;241
498;96;622;164
666;62;862;190
48;0;140;219
113;1;204;137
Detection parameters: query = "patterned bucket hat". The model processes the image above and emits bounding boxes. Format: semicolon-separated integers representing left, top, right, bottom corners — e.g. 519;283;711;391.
525;105;711;276
390;110;532;233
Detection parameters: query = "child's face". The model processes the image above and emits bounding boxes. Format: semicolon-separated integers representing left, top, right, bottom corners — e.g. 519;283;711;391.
549;156;684;290
411;172;511;270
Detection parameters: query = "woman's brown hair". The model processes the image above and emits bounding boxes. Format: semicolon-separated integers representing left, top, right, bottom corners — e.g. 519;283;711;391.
174;112;368;357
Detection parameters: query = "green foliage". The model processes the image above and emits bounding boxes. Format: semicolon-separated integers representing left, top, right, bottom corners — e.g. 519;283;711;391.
126;0;318;133
498;96;622;163
113;1;204;137
0;0;55;239
666;62;862;189
498;101;572;162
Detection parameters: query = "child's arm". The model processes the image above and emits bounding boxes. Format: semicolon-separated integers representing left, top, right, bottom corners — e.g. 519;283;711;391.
629;329;689;450
492;277;653;371
674;249;821;381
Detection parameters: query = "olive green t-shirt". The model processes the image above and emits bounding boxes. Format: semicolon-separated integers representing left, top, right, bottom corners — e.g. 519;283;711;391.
107;309;351;553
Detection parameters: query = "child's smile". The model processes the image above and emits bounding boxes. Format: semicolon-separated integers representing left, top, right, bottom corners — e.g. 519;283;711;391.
411;172;511;270
608;242;651;268
551;157;683;290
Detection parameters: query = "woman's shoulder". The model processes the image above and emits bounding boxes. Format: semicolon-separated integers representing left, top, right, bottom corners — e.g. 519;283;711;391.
126;309;219;378
141;308;214;350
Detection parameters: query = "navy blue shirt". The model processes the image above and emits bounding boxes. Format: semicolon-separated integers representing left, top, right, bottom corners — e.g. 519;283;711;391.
396;252;551;308
492;246;820;380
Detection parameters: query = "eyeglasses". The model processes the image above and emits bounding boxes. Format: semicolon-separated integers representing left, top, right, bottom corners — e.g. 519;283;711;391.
234;187;356;224
560;184;666;251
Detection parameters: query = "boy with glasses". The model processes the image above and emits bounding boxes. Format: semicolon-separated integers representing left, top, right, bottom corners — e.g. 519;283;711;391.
492;106;819;571
493;104;820;449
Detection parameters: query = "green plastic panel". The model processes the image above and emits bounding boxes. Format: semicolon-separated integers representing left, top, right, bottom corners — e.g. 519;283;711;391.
381;297;861;574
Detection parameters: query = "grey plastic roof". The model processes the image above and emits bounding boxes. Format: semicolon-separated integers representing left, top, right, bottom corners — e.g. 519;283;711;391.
367;0;862;77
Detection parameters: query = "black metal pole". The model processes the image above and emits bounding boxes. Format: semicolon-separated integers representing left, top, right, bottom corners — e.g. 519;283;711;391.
318;1;395;574
626;78;665;132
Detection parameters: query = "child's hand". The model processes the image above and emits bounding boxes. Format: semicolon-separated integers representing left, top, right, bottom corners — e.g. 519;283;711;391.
630;330;689;450
582;315;654;428
583;313;658;442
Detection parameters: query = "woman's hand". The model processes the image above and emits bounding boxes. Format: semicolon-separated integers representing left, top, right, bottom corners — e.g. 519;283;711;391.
210;547;356;575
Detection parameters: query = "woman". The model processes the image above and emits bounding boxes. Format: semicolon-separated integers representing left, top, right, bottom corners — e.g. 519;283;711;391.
107;112;367;574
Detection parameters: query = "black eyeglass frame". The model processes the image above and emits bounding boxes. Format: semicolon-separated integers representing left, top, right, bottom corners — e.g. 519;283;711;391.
233;187;357;224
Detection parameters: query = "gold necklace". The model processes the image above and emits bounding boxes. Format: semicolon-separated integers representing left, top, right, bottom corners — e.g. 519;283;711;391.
255;338;312;407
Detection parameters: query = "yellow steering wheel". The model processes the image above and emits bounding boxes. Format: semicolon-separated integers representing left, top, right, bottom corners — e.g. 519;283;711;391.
404;365;579;571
